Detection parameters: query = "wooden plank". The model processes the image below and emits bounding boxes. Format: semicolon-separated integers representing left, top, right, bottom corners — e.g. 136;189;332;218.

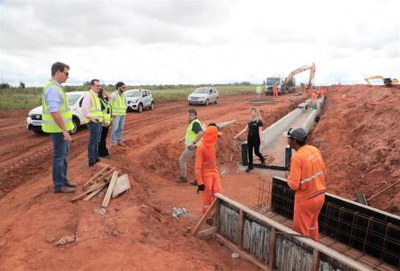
238;209;245;249
193;198;218;236
197;227;218;238
70;180;109;203
310;249;320;271
83;182;107;201
101;171;119;208
82;165;112;190
268;227;276;270
215;234;269;271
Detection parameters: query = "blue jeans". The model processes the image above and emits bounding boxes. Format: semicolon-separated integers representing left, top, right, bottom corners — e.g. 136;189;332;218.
110;115;125;145
50;133;70;190
87;121;102;164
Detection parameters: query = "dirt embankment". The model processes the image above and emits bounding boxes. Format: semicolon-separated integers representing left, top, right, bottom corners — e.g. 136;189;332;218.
310;85;400;214
0;87;399;270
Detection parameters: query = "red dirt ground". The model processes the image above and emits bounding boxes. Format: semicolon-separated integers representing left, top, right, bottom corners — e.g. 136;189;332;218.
0;86;399;270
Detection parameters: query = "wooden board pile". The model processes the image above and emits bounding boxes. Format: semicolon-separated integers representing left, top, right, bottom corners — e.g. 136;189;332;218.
70;165;131;208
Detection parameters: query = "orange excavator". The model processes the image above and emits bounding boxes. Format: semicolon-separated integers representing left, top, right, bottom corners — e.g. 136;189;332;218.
364;76;399;87
281;63;316;93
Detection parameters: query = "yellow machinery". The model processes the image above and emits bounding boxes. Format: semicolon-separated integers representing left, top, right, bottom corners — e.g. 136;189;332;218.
282;63;316;92
364;75;399;87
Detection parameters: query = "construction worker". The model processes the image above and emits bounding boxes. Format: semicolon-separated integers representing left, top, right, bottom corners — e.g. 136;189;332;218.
82;79;103;167
109;82;127;147
286;128;327;241
311;89;318;110
195;125;222;213
256;85;262;99
176;109;203;183
272;83;279;97
42;62;76;193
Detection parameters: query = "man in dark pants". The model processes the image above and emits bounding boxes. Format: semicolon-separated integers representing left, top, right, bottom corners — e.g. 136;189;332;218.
82;79;103;167
42;62;76;193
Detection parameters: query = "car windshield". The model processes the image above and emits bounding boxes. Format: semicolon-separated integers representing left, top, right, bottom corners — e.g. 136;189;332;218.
266;78;281;85
193;88;210;94
125;91;141;97
68;94;82;105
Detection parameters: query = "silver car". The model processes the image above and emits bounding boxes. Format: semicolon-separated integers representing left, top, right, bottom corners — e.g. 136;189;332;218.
124;89;155;113
188;87;219;106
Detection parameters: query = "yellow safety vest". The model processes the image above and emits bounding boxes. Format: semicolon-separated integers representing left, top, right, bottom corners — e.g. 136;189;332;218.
185;119;202;147
111;91;126;116
88;91;103;122
100;99;112;125
41;80;74;133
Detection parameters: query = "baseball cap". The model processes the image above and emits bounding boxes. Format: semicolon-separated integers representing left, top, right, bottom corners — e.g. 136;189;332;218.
287;128;307;142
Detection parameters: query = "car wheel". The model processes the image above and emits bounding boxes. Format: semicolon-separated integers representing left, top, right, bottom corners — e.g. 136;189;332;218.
150;102;154;110
33;129;43;135
71;117;79;134
137;103;143;113
205;99;209;106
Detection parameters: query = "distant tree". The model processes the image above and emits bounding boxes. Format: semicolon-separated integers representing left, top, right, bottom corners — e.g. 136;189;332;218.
83;81;90;86
240;81;251;86
0;83;10;89
19;82;25;89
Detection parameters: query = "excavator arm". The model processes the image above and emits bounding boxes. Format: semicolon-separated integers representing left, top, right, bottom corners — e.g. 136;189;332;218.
364;75;399;87
283;63;316;91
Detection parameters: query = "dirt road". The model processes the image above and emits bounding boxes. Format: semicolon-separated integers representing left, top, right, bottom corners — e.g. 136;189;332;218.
0;92;303;270
0;87;399;270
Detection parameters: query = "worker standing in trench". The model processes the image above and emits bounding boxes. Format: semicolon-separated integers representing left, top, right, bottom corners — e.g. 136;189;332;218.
234;108;265;172
286;128;327;242
195;125;222;213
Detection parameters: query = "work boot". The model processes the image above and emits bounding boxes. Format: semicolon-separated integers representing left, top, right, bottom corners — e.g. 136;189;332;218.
190;180;197;186
176;176;187;183
117;142;127;147
54;186;76;193
65;181;77;187
260;158;266;166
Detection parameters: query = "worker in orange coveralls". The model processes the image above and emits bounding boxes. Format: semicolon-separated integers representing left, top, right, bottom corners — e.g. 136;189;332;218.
272;83;279;97
195;124;222;214
286;128;327;242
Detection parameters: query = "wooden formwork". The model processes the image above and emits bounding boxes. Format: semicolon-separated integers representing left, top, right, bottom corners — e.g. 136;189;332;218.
194;193;370;271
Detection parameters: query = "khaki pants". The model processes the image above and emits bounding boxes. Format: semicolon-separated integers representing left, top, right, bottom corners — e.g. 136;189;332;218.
179;147;195;178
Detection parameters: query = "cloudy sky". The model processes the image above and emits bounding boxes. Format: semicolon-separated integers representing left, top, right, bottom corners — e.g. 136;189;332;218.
0;0;399;87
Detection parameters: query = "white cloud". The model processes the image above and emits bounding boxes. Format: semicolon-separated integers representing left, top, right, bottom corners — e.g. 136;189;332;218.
0;0;399;86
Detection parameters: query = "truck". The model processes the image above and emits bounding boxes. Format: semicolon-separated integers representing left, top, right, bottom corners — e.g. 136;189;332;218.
265;77;284;95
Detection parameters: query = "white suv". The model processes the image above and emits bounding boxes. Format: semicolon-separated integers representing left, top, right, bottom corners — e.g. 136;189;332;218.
26;91;87;134
124;89;155;113
188;87;218;106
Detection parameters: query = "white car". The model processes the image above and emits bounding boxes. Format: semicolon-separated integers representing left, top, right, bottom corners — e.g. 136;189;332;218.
188;87;218;106
26;91;87;134
124;89;155;113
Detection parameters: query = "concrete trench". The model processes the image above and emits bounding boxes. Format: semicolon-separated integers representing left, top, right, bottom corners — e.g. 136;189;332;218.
212;98;400;271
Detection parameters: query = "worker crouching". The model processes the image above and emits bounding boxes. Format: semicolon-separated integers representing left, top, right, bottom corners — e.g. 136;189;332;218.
287;128;327;242
195;125;222;214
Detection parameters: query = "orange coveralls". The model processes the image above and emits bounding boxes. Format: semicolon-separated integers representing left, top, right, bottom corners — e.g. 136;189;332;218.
272;85;279;97
287;145;327;241
195;126;222;214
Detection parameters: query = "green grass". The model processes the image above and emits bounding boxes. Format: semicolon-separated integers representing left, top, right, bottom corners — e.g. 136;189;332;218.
0;84;255;110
